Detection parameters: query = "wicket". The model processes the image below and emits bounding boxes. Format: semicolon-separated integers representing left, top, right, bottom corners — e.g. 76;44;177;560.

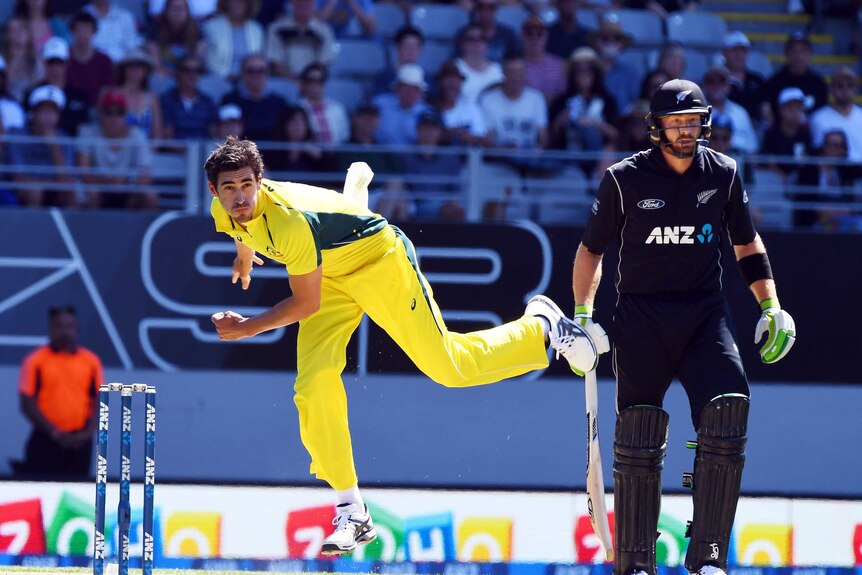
94;383;156;575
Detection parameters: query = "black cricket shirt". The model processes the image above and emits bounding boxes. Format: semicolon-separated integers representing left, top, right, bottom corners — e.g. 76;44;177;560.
582;146;757;295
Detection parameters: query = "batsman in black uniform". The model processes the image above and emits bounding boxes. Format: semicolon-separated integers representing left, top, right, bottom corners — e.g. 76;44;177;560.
570;80;796;575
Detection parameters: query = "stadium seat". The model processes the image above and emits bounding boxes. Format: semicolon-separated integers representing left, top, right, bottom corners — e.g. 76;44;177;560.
198;74;233;103
666;12;728;49
325;78;368;112
496;6;529;31
751;168;792;229
410;4;470;42
575;9;599;31
330;39;388;81
463;161;524;219
525;166;593;225
346;3;407;38
419;40;456;77
268;76;300;103
614;9;665;47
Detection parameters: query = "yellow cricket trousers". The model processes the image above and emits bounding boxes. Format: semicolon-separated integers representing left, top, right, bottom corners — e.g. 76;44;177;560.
294;226;549;490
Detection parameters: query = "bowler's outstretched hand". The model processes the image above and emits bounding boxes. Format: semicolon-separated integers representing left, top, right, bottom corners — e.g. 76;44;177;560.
212;310;250;340
232;253;264;290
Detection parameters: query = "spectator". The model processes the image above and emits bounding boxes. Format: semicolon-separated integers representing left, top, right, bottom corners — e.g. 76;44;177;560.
23;38;91;136
13;0;72;53
147;0;217;21
435;59;491;146
397;109;465;221
116;48;164;139
763;32;828;121
761;87;813;181
213;102;245;138
12;306;104;480
66;10;114;107
701;64;759;153
458;0;520;63
298;62;349;144
372;26;425;96
317;0;377;38
8;85;76;207
455;24;504;104
160;55;217;140
708;112;752;182
77;89;157;209
3;16;42;102
202;0;265;81
639;68;669;100
809;66;862;162
722;31;767;128
652;43;687;82
372;63;431;145
265;105;330;173
221;53;289;141
522;16;565;104
615;98;652;152
84;0;141;63
0;57;26;132
480;54;548;150
793;129;862;228
591;13;640;115
549;47;619;154
545;0;588;60
266;0;335;80
333;102;403;200
145;0;206;78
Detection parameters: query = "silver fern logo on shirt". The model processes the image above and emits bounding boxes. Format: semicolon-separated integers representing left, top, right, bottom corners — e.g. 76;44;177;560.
637;199;665;210
697;188;718;206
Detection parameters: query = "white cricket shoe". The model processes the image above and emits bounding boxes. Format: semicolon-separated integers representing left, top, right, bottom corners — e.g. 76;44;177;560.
526;295;598;374
320;503;377;556
694;567;726;575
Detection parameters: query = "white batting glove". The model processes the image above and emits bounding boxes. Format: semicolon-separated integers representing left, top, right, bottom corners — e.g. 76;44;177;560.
754;298;796;364
572;304;610;375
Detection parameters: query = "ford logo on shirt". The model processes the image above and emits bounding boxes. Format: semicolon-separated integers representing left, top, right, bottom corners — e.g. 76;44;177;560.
637;199;665;210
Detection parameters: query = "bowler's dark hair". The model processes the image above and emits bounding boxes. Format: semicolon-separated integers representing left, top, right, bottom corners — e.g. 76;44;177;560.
48;305;76;321
204;136;265;185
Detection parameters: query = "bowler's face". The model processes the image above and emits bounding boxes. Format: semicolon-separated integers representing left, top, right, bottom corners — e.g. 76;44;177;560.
209;166;260;223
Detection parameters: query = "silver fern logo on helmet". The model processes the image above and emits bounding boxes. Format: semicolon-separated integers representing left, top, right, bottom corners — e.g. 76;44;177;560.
676;90;693;103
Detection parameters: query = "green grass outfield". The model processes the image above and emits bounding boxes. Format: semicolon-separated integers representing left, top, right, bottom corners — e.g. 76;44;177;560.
1;569;334;575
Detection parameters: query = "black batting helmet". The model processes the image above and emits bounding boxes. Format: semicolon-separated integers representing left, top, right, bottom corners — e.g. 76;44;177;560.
645;79;712;157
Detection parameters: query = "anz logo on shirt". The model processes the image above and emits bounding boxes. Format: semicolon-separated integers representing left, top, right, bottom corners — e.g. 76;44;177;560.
645;224;714;245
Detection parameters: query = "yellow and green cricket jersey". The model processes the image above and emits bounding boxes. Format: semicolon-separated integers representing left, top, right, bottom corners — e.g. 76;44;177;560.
210;178;389;277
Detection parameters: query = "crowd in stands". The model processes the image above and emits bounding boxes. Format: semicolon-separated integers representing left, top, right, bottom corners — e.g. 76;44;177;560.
0;0;860;228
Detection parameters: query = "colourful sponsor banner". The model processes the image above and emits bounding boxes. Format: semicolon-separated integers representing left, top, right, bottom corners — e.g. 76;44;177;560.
0;482;859;566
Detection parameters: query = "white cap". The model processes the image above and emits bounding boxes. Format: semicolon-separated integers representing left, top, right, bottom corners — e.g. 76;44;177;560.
218;103;242;121
29;84;66;109
778;86;814;109
395;64;427;90
42;37;70;61
723;31;750;49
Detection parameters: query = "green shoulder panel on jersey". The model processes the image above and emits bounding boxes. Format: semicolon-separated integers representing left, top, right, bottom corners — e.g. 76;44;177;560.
302;211;388;250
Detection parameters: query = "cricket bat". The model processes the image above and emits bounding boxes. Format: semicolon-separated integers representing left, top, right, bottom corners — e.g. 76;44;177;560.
343;161;374;209
586;368;614;562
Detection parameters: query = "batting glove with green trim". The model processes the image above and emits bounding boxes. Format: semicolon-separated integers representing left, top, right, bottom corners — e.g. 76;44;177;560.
754;298;796;364
572;304;610;375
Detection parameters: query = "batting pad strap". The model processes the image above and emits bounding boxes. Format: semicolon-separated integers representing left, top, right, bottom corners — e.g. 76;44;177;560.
613;406;669;575
685;395;750;572
737;252;773;285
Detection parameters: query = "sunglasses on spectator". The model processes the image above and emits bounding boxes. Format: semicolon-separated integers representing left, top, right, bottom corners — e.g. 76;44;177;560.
244;67;268;75
304;75;325;83
476;3;497;10
180;66;202;74
524;30;546;38
599;34;625;43
463;34;484;42
704;76;728;85
833;81;857;89
102;107;126;116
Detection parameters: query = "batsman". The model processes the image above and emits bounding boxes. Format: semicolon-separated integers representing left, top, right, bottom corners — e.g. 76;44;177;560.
570;80;796;575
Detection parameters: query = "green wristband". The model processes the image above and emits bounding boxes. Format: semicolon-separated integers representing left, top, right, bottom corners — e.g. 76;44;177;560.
575;304;592;316
759;298;777;311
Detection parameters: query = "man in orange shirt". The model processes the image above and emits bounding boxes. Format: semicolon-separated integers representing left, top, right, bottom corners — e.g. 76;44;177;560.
15;306;104;478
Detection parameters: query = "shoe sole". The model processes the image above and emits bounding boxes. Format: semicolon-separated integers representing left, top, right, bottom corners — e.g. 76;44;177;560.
320;529;378;556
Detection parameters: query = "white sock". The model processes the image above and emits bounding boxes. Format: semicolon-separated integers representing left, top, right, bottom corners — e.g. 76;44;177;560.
336;485;364;509
536;316;551;342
